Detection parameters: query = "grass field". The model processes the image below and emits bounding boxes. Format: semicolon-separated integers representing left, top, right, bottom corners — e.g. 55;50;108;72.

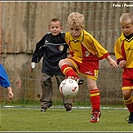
0;106;133;132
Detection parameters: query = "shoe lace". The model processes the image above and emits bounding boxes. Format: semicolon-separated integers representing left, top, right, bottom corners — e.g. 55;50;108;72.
91;112;99;119
78;79;84;85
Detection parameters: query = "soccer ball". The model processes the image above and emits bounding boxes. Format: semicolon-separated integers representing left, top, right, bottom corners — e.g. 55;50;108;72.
59;78;79;98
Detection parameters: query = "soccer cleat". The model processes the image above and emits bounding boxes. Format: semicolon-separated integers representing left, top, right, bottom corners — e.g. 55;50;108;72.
125;113;133;124
40;107;47;112
90;111;101;123
66;108;72;112
68;76;84;85
77;79;84;85
64;103;72;112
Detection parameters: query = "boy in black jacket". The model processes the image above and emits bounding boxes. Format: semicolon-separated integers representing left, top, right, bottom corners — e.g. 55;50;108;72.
31;18;73;112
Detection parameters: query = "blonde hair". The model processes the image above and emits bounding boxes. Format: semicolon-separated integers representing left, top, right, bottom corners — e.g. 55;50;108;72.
120;13;133;24
67;12;85;28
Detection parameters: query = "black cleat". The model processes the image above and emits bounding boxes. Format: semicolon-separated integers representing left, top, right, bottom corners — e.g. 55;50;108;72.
40;107;47;112
64;103;72;112
125;112;133;124
66;108;72;112
77;79;84;85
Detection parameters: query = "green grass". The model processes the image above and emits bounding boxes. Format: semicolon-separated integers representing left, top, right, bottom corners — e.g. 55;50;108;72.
0;107;133;132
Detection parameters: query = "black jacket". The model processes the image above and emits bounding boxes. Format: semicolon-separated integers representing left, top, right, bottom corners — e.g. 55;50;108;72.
31;32;68;75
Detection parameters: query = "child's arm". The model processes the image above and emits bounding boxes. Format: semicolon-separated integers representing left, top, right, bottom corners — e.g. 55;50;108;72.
7;87;14;100
106;55;118;68
31;36;45;72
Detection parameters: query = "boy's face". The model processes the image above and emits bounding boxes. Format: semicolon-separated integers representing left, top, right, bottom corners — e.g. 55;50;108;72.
68;24;82;40
49;21;62;36
120;22;133;36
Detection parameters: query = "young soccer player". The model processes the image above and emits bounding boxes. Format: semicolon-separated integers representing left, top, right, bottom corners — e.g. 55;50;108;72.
59;12;118;123
31;18;73;112
114;13;133;124
0;64;14;100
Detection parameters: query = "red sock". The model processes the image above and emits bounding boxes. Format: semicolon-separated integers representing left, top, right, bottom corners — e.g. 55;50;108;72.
90;89;100;112
124;96;133;112
126;103;133;112
61;64;79;78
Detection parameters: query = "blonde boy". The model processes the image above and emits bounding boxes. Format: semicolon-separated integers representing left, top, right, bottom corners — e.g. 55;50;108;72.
59;12;117;123
114;13;133;124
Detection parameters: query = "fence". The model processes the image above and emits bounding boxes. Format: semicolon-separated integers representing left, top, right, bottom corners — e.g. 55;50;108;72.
0;1;133;106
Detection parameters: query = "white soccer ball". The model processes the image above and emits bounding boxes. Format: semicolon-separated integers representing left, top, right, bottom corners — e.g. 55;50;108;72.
59;78;79;98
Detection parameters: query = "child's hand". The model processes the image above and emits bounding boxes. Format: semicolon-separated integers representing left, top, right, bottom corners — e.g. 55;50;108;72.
119;60;126;68
106;55;118;68
108;58;118;68
8;91;14;100
7;87;14;100
30;62;35;72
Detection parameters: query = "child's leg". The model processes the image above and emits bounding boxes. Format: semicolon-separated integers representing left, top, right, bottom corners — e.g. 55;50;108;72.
55;74;73;112
59;59;84;85
123;96;133;112
87;78;101;123
122;69;133;123
90;88;101;123
60;64;84;85
90;88;100;112
61;64;79;79
123;93;133;123
40;73;53;111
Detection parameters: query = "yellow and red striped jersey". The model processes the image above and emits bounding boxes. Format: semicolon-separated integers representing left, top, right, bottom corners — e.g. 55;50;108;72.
114;33;133;68
65;30;109;63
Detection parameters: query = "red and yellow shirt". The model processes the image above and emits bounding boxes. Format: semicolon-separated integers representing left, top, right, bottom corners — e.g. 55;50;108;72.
65;30;109;63
114;33;133;68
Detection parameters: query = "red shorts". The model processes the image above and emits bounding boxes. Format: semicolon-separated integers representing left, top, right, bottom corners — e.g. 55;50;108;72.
122;68;133;90
67;58;99;80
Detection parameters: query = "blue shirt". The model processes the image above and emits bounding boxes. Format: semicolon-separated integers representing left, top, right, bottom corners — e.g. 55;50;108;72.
0;64;11;88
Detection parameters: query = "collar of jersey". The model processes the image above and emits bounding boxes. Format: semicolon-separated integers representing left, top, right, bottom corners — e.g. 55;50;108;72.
121;33;133;42
69;30;84;43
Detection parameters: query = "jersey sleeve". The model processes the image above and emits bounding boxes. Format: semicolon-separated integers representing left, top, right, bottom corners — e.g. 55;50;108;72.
0;64;11;88
31;35;45;63
65;32;74;56
114;38;125;64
